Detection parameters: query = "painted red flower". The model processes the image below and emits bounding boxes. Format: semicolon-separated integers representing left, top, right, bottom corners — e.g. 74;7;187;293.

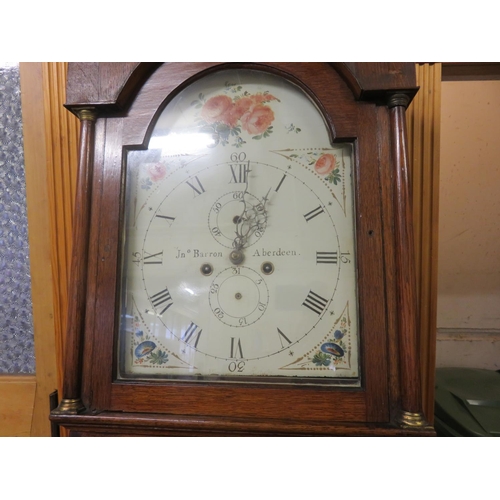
240;104;275;135
148;162;167;182
227;97;253;125
201;95;233;125
315;154;336;175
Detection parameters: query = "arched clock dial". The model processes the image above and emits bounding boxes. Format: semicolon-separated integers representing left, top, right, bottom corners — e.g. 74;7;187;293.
118;68;359;384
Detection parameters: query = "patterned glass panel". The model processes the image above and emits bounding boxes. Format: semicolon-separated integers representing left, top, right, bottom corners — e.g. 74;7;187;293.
0;62;35;373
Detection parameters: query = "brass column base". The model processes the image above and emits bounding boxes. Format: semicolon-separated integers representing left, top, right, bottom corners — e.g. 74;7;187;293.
51;398;86;415
397;410;430;429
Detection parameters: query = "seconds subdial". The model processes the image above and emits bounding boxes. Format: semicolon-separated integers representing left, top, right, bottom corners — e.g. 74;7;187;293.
209;266;269;327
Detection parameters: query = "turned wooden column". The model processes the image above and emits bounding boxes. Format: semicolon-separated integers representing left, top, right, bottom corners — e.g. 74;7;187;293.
52;108;96;415
388;94;428;427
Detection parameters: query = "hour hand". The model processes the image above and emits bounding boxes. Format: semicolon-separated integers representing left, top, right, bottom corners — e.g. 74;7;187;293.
231;189;270;252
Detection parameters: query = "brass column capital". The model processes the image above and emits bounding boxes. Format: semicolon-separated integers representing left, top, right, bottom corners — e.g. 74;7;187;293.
75;108;98;122
387;93;412;109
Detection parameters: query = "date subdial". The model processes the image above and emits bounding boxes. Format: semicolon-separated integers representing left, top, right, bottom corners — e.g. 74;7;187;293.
208;191;267;249
208;266;269;327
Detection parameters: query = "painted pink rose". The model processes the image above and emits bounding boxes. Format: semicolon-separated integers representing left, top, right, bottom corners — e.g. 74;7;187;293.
240;104;275;135
148;162;167;182
201;95;233;125
315;154;336;175
227;96;254;124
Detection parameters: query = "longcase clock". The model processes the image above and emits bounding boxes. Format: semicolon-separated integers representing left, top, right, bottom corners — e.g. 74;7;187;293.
50;62;435;436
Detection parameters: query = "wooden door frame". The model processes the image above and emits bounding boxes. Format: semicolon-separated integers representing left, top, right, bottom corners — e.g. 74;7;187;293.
0;63;79;436
0;63;57;436
406;63;442;422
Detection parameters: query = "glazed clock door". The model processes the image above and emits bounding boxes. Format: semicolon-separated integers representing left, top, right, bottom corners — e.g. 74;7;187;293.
51;62;433;436
117;69;359;385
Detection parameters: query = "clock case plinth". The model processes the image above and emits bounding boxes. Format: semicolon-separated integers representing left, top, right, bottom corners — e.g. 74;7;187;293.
50;62;434;436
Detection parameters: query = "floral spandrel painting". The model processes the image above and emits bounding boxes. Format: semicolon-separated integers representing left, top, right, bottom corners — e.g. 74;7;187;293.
0;62;35;373
191;84;280;148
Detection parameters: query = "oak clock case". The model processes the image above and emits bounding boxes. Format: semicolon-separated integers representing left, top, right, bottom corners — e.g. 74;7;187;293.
51;62;433;436
118;69;359;385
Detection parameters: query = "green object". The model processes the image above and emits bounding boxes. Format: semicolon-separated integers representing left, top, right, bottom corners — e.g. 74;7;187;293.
434;368;500;437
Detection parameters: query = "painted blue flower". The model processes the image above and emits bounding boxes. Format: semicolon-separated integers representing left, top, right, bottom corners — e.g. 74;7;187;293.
135;341;156;358
334;329;344;340
141;178;153;190
135;330;144;337
321;342;344;358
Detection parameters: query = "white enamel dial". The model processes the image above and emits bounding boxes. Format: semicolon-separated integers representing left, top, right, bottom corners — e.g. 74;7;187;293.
118;69;359;384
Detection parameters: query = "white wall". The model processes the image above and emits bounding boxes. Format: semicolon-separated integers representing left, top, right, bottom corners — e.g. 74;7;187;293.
436;80;500;368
